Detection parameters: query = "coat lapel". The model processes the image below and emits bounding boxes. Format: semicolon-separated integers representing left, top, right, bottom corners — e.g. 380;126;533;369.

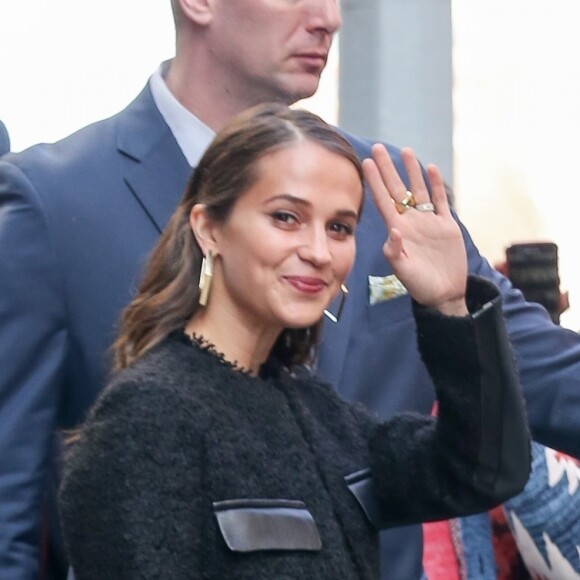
115;85;192;233
317;186;393;386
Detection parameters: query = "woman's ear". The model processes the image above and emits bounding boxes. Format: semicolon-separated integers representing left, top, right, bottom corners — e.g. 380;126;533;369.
177;0;214;26
190;204;219;256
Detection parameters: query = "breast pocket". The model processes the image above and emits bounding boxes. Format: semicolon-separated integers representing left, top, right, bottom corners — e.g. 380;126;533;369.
366;293;414;330
364;272;414;330
213;498;322;553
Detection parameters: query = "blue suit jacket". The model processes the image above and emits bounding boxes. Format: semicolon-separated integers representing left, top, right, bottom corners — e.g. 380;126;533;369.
1;86;579;580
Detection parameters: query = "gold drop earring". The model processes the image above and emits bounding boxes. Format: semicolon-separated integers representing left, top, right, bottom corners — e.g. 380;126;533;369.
198;250;214;307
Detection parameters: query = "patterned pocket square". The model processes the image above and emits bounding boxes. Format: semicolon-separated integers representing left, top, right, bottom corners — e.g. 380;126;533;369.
368;274;408;305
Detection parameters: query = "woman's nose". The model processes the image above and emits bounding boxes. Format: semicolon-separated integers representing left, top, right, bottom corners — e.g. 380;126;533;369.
298;227;332;266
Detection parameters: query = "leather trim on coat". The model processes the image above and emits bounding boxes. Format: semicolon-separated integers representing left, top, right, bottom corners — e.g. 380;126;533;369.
212;498;322;552
345;468;386;530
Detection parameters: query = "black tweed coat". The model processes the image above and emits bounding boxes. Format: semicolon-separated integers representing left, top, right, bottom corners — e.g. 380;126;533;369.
59;278;530;580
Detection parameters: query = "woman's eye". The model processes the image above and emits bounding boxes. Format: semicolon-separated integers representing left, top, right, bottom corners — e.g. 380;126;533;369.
271;211;299;226
329;222;354;237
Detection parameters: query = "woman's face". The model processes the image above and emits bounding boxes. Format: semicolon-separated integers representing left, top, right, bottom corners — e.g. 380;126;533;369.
207;139;362;333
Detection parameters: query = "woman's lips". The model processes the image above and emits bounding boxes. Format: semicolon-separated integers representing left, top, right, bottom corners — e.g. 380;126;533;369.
284;276;327;294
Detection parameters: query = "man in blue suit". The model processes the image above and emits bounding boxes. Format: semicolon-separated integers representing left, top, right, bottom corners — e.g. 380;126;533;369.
1;1;579;579
0;120;9;156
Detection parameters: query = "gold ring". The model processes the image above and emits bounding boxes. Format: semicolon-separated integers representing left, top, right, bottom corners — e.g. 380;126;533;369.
395;190;416;214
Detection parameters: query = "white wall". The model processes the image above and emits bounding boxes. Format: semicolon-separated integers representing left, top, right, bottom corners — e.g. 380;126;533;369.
453;0;580;330
1;1;176;151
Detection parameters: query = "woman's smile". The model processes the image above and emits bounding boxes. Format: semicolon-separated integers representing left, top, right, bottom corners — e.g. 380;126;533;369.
283;275;328;294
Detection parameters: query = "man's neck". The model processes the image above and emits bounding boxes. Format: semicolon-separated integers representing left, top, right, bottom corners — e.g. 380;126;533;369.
163;56;289;132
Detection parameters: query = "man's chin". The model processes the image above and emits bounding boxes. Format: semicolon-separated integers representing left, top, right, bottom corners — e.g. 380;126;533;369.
279;73;322;105
287;87;322;106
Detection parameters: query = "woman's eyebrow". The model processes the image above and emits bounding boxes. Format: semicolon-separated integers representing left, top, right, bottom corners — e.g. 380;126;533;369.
265;194;359;219
264;193;310;206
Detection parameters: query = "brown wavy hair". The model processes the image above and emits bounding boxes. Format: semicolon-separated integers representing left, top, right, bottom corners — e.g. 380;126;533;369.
113;103;364;371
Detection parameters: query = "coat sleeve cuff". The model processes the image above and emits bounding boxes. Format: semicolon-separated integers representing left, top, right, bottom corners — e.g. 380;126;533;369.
411;275;500;322
412;275;531;502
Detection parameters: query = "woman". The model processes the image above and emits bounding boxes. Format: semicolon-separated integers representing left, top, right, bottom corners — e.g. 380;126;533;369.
59;104;530;579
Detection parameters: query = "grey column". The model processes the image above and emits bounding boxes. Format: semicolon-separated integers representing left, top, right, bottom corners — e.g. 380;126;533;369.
339;0;453;183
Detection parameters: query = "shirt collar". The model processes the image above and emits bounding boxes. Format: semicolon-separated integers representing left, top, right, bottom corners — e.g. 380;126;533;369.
149;61;215;167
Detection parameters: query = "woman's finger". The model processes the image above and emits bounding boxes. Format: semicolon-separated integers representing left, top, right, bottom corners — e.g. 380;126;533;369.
426;164;451;216
401;148;430;204
383;227;404;265
362;157;399;226
369;144;409;203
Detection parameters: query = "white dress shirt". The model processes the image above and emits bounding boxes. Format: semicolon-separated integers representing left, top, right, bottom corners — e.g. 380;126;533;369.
149;61;215;167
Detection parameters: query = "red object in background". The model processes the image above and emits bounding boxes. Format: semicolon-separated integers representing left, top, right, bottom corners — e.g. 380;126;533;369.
490;507;530;580
422;519;461;580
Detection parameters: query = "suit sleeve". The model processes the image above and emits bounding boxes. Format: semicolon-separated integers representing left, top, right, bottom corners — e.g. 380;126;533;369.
0;159;68;579
458;218;580;459
361;277;531;528
59;380;206;580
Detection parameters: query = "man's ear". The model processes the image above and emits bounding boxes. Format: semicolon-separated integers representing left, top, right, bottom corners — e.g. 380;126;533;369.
190;204;219;256
177;0;214;26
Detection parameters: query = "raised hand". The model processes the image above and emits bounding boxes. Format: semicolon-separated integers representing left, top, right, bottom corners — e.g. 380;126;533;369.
362;144;468;316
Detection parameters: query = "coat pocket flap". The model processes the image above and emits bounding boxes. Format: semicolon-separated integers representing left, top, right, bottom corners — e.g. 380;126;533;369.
212;498;322;553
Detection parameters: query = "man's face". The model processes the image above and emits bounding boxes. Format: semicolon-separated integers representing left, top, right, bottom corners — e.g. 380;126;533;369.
208;0;341;106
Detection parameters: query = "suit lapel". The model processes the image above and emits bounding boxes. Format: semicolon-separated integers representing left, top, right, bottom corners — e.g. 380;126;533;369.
115;85;192;233
317;133;400;388
317;185;393;386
